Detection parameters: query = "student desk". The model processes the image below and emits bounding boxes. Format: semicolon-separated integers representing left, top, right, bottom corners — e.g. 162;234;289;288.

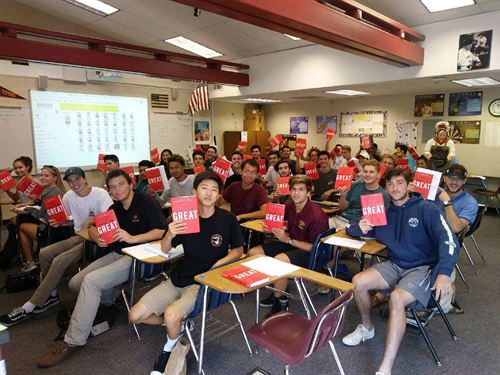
322;230;387;276
194;254;353;374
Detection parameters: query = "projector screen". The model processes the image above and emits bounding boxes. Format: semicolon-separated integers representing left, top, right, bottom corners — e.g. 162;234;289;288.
30;90;150;170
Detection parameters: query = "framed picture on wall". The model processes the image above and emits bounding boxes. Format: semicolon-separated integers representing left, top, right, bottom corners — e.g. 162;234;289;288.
448;91;483;116
414;94;445;117
457;30;492;71
193;120;210;144
316;115;337;134
449;121;481;144
289;116;308;134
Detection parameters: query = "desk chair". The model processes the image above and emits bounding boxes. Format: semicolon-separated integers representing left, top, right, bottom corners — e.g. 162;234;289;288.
455;229;471;292
462;204;487;265
406;292;458;366
473;184;500;215
184;284;252;375
248;290;353;375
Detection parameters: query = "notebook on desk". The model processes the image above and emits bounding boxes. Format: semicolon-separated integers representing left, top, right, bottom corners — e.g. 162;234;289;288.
124;243;184;260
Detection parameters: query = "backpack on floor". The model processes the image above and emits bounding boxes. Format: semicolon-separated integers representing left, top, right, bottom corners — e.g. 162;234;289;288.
2;267;40;293
0;222;19;270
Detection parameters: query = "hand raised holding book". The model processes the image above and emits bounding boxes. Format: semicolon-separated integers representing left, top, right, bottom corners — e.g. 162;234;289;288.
358;218;374;234
112;228;134;244
271;228;289;243
167;220;188;238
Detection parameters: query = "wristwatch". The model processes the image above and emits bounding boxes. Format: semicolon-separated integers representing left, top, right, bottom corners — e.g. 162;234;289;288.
288;238;293;245
443;200;451;207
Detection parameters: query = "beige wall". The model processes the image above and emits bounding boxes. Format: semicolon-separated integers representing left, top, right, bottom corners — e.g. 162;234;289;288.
263;88;500;177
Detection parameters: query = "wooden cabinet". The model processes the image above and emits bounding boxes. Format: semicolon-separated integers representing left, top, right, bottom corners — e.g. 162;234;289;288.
244;109;265;131
223;131;271;159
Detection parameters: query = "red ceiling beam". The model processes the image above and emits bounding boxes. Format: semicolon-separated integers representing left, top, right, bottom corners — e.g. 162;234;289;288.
0;22;249;86
172;0;425;67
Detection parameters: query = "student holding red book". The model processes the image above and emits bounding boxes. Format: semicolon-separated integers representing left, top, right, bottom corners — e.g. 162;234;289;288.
248;175;329;315
37;169;167;368
16;165;66;272
129;171;244;375
3;156;37;205
270;159;292;204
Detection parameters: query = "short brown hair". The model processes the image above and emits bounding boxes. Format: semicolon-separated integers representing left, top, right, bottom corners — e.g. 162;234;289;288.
342;145;351;152
381;154;396;164
168;154;185;167
362;159;380;172
289;174;313;192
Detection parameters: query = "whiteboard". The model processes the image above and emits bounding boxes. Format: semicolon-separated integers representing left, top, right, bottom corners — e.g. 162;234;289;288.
150;113;193;162
0;107;33;169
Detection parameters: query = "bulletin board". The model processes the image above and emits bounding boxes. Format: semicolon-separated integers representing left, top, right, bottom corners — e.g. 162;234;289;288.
149;113;193;161
339;111;387;137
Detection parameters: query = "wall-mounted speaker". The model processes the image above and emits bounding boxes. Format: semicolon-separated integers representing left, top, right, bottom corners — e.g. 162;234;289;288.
38;76;48;90
171;88;179;101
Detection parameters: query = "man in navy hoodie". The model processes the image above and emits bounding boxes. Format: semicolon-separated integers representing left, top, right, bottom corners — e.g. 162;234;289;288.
342;168;458;375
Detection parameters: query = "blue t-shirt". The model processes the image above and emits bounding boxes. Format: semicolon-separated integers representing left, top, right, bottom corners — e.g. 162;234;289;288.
435;190;478;224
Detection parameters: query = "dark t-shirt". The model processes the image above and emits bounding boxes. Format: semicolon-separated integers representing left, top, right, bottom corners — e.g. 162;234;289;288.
341;181;390;222
109;192;167;253
285;199;329;244
222;182;268;216
312;168;337;200
170;208;244;287
224;173;242;189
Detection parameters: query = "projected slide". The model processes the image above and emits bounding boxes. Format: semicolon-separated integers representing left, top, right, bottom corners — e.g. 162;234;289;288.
30;91;150;169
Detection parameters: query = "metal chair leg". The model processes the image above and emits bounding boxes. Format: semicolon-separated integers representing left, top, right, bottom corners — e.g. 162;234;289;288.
470;234;486;264
228;300;253;356
431;295;458;340
462;243;479;275
121;289;140;340
410;309;441;366
455;264;471;292
328;340;346;375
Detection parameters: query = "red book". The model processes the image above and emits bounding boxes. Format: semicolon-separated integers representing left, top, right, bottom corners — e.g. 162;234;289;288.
16;176;44;199
44;195;69;224
408;147;419;161
258;159;267;175
145;166;170;192
237;140;248;152
276;176;290;195
94;210;120;245
222;264;270;288
212;157;231;183
360;135;372;150
413;168;441;200
264;203;285;231
326;128;335;140
295;138;307;153
347;159;360;175
97;154;107;172
171;195;200;234
361;193;387;226
0;170;16;191
304;162;319;180
396;158;410;172
150;148;160;164
335;167;354;189
193;165;205;175
270;134;284;148
243;154;252;160
121;166;136;185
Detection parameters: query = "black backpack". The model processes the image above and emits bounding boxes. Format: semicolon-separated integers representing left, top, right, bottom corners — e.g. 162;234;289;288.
0;222;19;270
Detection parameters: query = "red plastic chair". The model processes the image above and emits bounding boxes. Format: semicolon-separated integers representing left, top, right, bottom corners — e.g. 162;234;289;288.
473;185;500;215
248;290;353;375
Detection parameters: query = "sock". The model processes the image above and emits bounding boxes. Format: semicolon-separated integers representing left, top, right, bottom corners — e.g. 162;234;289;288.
163;334;180;352
22;301;36;313
50;289;58;297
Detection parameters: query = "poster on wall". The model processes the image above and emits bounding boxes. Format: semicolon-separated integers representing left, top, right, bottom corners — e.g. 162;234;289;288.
395;120;418;147
449;121;481;144
282;134;297;149
193;120;210;144
316;115;337;134
457;30;492;71
414;94;445;117
339;111;386;137
448;91;483;116
289;116;308;134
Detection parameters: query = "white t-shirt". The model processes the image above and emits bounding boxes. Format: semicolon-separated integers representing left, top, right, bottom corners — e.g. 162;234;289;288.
62;187;113;231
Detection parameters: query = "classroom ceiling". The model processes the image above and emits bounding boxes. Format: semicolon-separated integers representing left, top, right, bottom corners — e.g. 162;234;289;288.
11;0;500;62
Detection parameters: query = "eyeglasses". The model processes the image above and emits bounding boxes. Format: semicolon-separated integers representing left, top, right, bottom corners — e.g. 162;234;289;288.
242;169;257;175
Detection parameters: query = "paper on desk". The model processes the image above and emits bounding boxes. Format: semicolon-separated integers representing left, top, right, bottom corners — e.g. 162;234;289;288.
125;243;184;260
323;236;366;249
242;256;299;277
14;205;41;212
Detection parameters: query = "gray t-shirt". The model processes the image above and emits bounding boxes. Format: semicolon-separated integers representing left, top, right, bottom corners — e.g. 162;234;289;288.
341;181;390;222
156;174;195;206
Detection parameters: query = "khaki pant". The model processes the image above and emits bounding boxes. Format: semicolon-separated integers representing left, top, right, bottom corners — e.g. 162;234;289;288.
30;236;84;307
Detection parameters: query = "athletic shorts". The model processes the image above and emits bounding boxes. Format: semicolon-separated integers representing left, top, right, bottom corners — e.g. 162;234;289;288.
262;242;309;268
139;279;200;318
372;261;432;308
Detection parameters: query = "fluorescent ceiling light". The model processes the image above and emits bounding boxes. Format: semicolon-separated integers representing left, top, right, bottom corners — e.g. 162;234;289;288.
452;77;500;87
284;34;301;41
63;0;119;16
165;36;222;58
419;0;475;13
324;90;370;96
245;98;282;103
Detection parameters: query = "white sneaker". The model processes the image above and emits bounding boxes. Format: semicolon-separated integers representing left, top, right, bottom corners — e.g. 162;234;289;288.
342;324;375;346
21;261;38;273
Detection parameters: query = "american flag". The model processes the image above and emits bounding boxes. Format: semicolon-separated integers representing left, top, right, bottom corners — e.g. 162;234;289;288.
188;82;210;115
151;93;169;109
